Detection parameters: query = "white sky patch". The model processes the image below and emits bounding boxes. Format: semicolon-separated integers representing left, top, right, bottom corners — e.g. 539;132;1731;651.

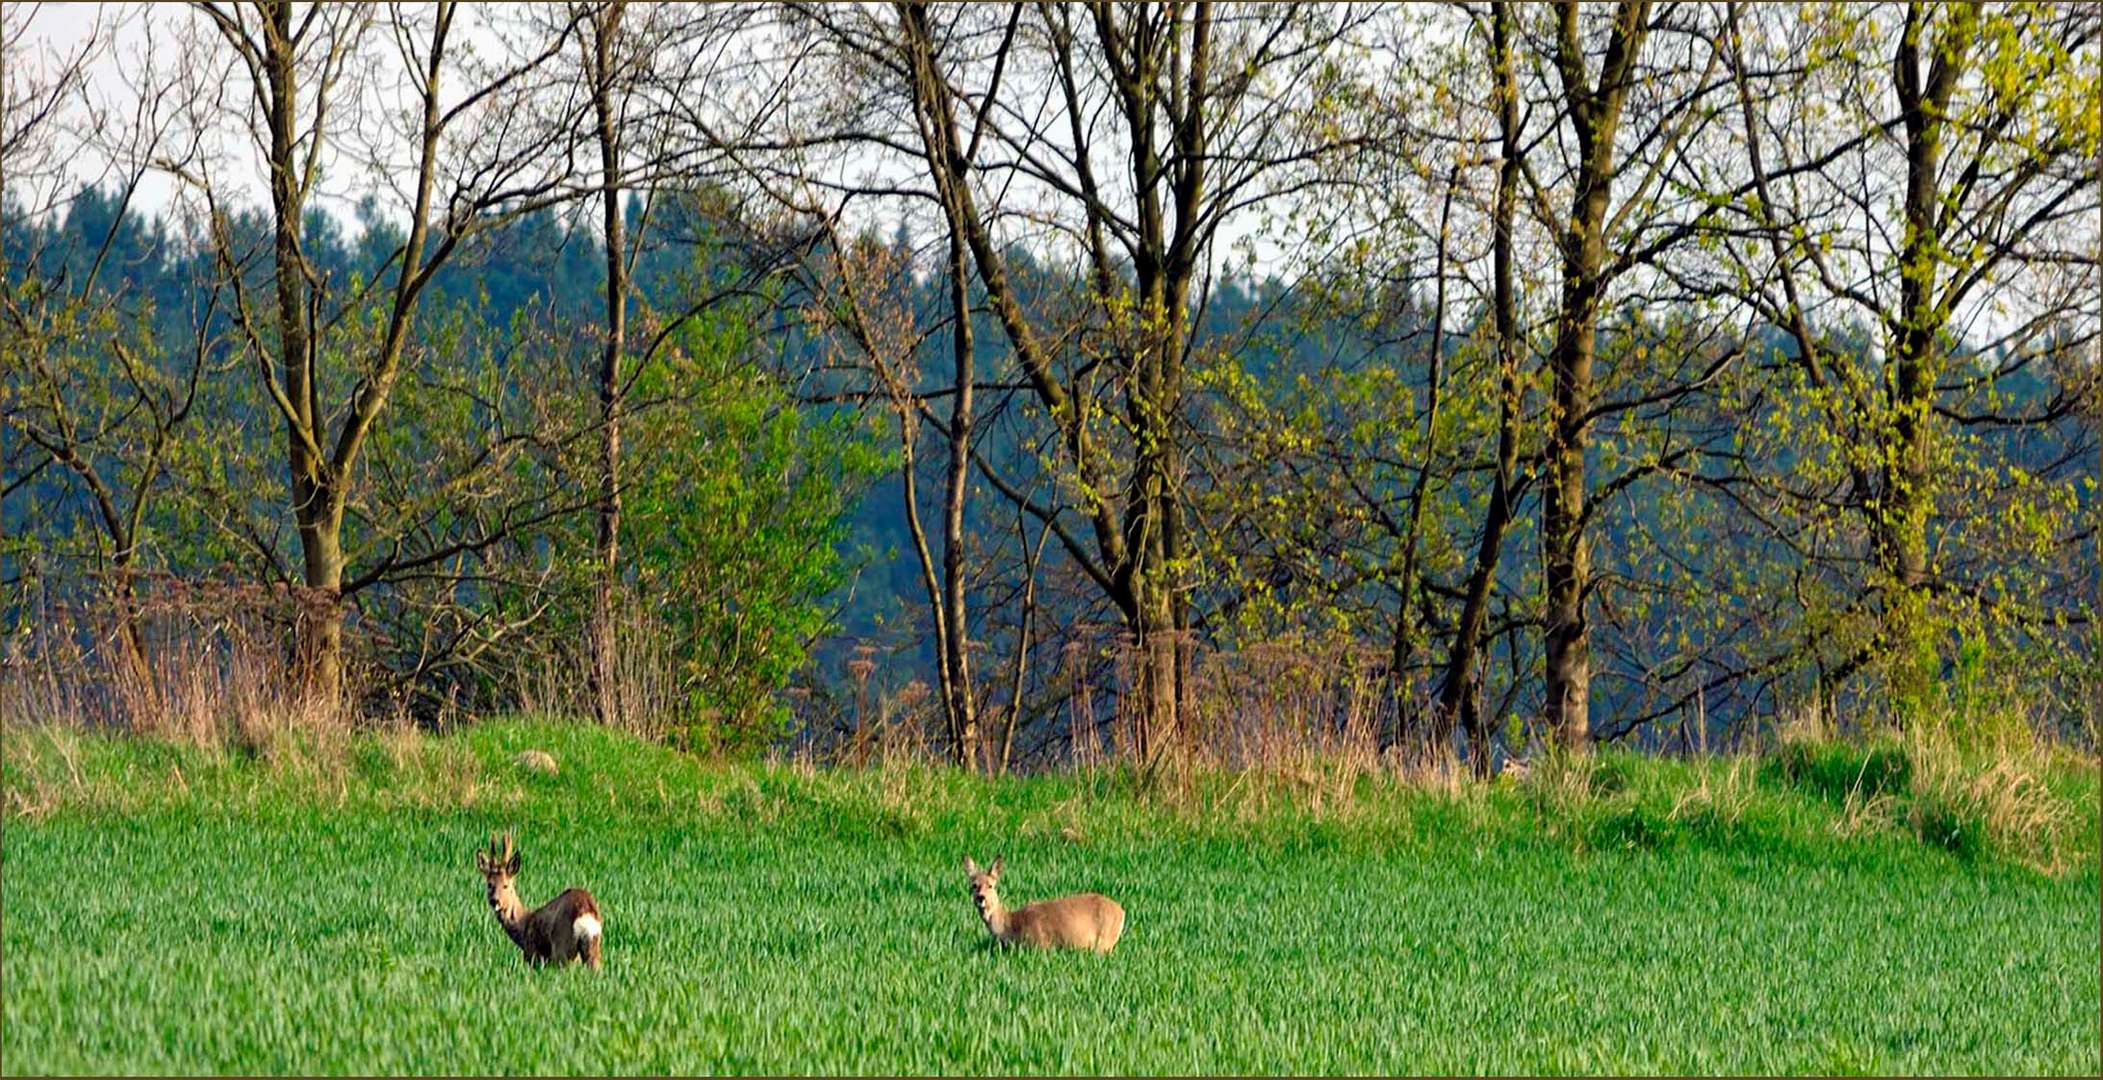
8;3;2094;351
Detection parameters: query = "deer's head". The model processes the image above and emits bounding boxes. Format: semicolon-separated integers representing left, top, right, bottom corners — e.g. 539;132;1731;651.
477;832;522;892
962;854;1004;914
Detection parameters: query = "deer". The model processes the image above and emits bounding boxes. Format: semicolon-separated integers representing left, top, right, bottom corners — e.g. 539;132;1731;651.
475;832;603;969
962;855;1125;953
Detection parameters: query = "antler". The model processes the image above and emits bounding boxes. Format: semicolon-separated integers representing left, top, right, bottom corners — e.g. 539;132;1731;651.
476;831;522;876
478;831;518;872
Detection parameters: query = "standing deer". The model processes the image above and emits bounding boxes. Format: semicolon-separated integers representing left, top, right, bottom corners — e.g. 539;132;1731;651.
475;832;603;969
962;855;1125;953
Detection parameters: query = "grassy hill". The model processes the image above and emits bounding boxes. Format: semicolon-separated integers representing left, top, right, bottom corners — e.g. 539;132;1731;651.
2;719;2097;1074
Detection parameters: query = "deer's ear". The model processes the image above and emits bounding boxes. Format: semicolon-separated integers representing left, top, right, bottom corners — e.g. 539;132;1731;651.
990;855;1004;877
475;852;490;874
963;855;980;876
506;852;522;876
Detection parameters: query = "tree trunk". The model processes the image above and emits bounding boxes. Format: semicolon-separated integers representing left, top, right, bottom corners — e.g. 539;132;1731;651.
1543;268;1598;752
1541;0;1647;753
1130;303;1187;766
899;2;981;767
1542;210;1603;750
109;565;158;712
1001;516;1048;775
1132;576;1180;765
589;2;629;728
296;508;346;700
938;225;979;767
1392;165;1458;752
1880;2;1971;704
1440;2;1523;777
263;0;342;702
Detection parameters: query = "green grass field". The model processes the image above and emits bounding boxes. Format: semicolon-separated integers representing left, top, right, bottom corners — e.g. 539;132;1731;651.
3;720;2097;1075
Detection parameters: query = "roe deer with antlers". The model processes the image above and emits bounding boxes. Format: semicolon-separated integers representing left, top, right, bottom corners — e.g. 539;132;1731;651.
476;832;603;968
963;855;1124;953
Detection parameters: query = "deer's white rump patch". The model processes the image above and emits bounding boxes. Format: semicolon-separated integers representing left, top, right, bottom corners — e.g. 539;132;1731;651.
574;913;602;940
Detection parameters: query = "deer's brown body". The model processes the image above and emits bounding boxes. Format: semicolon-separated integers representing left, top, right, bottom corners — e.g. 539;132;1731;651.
964;855;1125;953
477;833;603;969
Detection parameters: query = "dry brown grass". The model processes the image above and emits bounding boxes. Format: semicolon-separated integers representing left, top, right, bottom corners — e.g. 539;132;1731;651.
1831;784;1900;839
0;579;513;817
1904;724;2074;870
4;725;84;820
1670;755;1756;828
4;578;358;753
512;599;681;742
1522;746;1601;821
788;631;1497;824
1111;632;1492;824
1774;698;1834;746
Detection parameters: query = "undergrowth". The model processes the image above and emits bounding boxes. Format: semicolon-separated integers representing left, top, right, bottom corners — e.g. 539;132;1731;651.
4;717;2093;872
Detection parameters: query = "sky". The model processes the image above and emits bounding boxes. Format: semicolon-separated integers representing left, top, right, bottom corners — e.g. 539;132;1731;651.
7;2;1314;279
12;2;2092;346
8;3;528;232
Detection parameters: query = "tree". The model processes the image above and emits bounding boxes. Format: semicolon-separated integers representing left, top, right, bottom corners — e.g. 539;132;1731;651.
1535;0;1652;750
583;0;632;728
5;8;183;702
1720;1;2099;721
1437;1;1527;773
894;0;993;768
177;1;583;698
858;3;1374;763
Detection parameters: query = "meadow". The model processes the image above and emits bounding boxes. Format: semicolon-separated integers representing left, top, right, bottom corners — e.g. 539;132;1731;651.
2;720;2097;1075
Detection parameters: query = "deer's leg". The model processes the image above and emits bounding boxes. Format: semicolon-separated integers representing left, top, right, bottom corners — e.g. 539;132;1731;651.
581;933;602;970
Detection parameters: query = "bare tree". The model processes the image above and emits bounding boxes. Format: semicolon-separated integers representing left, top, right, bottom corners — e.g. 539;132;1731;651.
175;1;586;698
2;5;200;699
874;3;1374;762
528;0;781;728
581;0;631;728
1436;0;1526;773
892;0;1001;767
